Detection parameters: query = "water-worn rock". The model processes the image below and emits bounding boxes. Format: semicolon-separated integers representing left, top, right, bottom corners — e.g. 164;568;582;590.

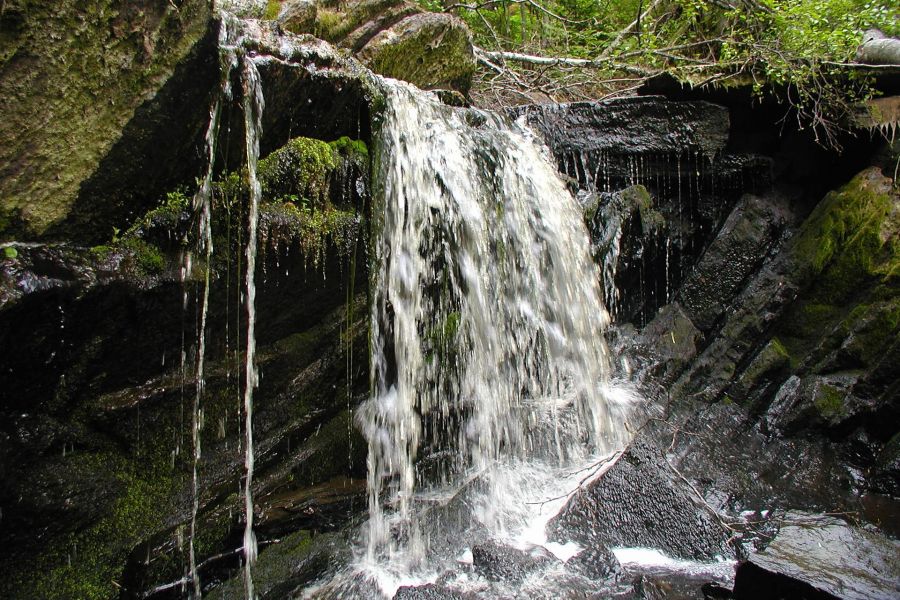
548;439;733;561
678;192;792;332
732;513;900;600
471;541;558;582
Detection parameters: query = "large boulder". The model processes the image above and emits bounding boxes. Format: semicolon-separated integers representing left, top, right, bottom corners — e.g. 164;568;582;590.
279;0;476;95
548;439;734;561
356;13;475;95
0;0;215;242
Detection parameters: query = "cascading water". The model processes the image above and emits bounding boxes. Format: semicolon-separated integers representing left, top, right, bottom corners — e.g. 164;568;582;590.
348;79;634;596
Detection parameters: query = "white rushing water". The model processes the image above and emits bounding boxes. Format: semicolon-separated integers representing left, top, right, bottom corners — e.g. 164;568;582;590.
351;79;634;595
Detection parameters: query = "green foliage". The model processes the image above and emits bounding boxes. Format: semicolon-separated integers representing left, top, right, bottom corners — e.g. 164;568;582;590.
3;246;17;259
457;0;898;140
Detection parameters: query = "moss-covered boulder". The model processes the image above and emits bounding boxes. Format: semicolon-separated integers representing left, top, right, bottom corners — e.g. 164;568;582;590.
356;13;475;95
0;0;214;242
278;0;475;95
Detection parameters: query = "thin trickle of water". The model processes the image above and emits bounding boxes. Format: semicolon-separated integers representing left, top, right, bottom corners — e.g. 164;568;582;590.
358;80;629;582
240;53;264;600
188;89;219;600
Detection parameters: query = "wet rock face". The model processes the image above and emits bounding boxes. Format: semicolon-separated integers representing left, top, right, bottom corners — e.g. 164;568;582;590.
0;0;214;242
732;513;900;600
677;192;792;332
548;440;734;561
514;97;730;159
519;96;772;325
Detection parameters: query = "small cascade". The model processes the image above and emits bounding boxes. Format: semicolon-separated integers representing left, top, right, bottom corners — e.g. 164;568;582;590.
357;79;631;589
240;53;264;599
237;56;265;600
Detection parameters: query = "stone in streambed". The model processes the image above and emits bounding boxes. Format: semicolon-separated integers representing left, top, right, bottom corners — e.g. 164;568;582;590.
732;512;900;600
471;540;558;582
548;439;733;562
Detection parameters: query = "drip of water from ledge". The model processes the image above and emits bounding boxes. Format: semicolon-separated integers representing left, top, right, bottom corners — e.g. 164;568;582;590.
352;79;634;593
241;52;265;600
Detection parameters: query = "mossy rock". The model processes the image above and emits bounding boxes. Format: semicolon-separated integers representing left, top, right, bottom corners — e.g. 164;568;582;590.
357;12;476;95
790;167;899;304
0;0;213;241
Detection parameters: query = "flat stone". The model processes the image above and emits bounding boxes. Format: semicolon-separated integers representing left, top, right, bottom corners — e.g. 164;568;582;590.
733;513;900;600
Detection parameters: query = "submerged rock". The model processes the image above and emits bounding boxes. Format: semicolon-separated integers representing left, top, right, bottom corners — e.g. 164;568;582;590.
732;513;900;600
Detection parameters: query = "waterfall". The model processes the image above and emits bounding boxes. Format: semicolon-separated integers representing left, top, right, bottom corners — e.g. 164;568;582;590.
357;79;630;586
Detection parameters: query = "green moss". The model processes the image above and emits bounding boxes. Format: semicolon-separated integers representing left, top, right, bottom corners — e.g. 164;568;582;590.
24;454;176;600
315;8;354;41
330;136;369;159
259;202;360;265
264;0;283;20
3;245;17;259
120;237;165;274
258;137;339;208
813;383;846;420
791;168;898;303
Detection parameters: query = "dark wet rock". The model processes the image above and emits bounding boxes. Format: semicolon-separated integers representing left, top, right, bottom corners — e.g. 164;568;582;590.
763;374;864;434
549;439;733;561
0;227;369;598
471;541;558;582
394;583;466;600
678;193;792;332
632;573;729;599
568;545;621;581
624;303;702;385
514;98;730;159
732;513;900;600
585;185;668;322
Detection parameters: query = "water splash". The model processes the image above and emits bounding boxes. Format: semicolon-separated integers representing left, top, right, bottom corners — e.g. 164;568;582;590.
358;79;629;581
